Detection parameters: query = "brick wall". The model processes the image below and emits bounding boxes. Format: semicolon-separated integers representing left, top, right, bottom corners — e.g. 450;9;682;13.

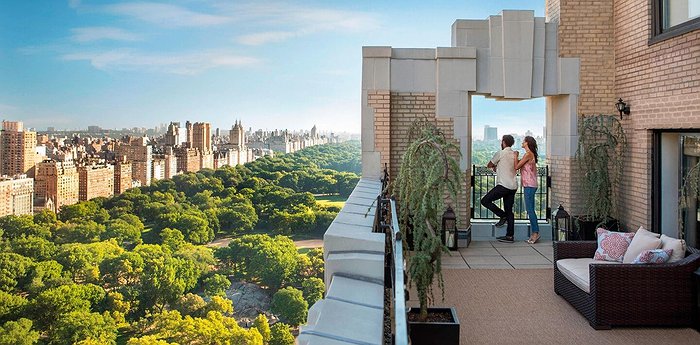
557;0;617;117
369;91;470;227
614;0;700;230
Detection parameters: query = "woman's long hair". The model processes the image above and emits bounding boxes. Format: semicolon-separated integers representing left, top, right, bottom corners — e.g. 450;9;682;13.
524;136;538;163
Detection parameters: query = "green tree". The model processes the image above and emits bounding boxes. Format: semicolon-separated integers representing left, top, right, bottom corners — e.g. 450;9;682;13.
59;201;110;224
30;283;105;329
301;277;325;306
202;295;233;316
102;219;142;247
53;221;106;244
171;293;205;316
159;228;185;252
26;260;69;294
202;274;230;297
218;235;298;290
0;215;47;240
135;310;261;345
0;253;33;292
134;244;198;312
49;311;117;345
0;290;28;322
33;209;58;227
270;287;308;326
9;235;57;261
0;318;39;345
269;323;295;345
252;314;271;344
126;336;173;345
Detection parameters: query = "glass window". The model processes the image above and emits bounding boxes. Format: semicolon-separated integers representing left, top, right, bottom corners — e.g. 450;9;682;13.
663;0;700;30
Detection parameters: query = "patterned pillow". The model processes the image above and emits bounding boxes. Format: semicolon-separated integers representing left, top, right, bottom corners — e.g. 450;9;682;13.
632;249;673;264
594;228;634;262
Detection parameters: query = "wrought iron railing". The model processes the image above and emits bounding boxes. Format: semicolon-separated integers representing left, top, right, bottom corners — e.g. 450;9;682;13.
471;164;551;220
375;165;408;345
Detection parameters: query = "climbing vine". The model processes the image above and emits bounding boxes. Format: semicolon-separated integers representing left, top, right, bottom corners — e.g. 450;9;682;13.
575;114;627;222
393;119;462;321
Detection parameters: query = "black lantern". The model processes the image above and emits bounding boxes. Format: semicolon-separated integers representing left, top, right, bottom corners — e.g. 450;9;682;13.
553;204;572;241
615;98;630;119
442;206;458;250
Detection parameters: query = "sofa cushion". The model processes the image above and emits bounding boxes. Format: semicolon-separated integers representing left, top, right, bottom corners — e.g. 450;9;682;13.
632;249;673;264
660;234;686;263
594;228;635;262
556;258;620;293
636;226;660;238
623;232;662;263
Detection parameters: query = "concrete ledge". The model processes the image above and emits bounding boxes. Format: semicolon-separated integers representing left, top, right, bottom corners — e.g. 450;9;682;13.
298;299;383;345
436;47;477;59
326;275;384;309
362;46;392;58
324;252;384;288
391;48;437;60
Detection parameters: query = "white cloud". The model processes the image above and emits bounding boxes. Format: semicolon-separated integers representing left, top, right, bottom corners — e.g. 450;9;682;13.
71;27;143;42
68;0;81;9
227;2;380;45
61;49;259;75
236;31;298;46
103;2;232;27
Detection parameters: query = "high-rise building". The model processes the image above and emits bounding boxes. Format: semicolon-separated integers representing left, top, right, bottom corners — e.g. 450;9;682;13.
115;137;152;186
34;159;79;212
114;158;132;194
230;120;245;149
175;147;200;173
78;164;114;201
1;121;37;177
185;121;193;146
484;125;498;141
164;122;180;146
0;175;34;217
192;122;211;151
151;157;165;181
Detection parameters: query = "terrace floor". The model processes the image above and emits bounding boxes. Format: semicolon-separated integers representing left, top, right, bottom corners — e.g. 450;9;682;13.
407;240;700;345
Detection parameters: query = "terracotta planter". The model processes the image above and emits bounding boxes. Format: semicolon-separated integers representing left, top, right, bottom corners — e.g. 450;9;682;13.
408;307;460;345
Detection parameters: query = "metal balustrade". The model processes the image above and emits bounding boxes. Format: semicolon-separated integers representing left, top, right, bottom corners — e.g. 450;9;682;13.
471;164;551;221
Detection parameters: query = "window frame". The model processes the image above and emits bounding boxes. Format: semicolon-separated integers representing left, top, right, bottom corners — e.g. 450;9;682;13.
649;0;700;45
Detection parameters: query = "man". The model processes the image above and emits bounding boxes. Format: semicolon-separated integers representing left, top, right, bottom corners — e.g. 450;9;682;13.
481;134;518;243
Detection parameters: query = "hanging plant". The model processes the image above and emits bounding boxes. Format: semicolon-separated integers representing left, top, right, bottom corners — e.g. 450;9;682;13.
393;119;461;322
575;114;627;223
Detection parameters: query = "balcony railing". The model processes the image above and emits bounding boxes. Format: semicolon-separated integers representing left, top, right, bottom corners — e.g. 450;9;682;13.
471;164;551;220
375;166;408;344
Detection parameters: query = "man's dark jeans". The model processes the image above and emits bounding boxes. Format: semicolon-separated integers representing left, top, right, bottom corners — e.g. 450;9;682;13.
480;185;517;236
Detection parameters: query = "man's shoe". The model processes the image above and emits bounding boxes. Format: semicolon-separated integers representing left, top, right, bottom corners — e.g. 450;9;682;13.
497;236;514;243
494;217;507;227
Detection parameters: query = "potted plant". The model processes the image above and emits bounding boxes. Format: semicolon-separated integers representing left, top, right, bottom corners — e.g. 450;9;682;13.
574;114;627;239
394;119;461;344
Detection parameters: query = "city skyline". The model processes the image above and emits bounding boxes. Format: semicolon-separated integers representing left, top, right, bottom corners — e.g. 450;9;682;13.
0;0;545;134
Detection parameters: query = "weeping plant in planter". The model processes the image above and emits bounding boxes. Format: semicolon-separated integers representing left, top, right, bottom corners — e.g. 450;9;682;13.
679;158;700;240
575;114;627;236
394;119;461;326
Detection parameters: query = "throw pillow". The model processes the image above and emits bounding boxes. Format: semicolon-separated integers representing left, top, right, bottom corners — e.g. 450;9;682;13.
594;228;634;262
660;234;687;263
632;249;673;264
635;226;660;238
623;231;662;263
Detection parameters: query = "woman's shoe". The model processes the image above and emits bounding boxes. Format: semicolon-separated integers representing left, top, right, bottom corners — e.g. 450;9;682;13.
526;233;540;244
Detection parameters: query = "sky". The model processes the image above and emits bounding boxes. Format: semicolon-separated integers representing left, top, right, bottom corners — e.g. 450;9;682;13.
0;0;545;136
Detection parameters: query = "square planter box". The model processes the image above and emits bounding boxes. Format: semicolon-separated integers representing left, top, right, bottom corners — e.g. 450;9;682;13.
408;307;460;345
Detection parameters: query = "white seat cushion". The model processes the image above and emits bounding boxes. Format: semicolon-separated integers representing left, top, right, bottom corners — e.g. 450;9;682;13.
556;258;620;293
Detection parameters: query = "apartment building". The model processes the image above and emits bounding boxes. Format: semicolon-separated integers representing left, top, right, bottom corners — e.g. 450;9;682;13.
34;159;79;212
78;164;114;201
115;137;152;186
0;121;37;177
0;175;34;217
114;159;132;194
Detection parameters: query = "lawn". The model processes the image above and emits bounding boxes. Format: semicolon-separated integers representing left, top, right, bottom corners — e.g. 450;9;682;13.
315;194;347;209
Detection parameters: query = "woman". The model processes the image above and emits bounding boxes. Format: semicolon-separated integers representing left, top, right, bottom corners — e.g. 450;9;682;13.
515;136;540;244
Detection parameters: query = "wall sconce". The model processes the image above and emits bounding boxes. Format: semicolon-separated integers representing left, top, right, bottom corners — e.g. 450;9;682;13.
615;98;630;119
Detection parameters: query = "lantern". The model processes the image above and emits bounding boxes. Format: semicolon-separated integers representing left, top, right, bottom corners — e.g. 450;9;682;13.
553;204;572;241
442;206;458;250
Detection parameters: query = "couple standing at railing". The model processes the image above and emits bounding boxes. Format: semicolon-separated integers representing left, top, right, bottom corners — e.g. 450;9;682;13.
482;135;540;244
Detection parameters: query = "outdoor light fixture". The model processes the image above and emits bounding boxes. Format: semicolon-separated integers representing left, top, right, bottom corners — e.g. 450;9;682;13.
615;98;630;119
442;205;458;250
553;204;572;241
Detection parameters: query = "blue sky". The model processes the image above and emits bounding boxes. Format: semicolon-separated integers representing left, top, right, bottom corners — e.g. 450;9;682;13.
0;0;545;136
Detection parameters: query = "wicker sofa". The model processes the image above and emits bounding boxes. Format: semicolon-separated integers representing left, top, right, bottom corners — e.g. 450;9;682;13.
553;241;700;329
